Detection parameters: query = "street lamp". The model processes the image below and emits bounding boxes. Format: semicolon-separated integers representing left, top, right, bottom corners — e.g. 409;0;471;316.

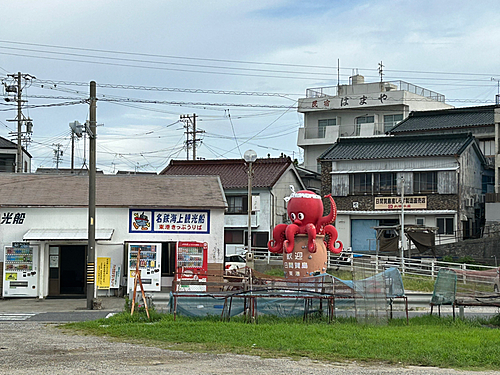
244;150;257;256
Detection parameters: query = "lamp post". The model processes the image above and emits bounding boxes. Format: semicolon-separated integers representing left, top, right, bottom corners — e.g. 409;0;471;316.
244;150;257;256
400;176;406;273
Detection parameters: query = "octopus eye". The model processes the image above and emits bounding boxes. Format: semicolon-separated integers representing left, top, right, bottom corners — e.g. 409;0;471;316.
298;212;305;220
290;213;296;220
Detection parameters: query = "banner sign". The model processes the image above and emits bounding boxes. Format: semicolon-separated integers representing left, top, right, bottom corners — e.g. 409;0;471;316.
374;196;427;210
129;209;210;234
109;264;121;289
96;257;111;289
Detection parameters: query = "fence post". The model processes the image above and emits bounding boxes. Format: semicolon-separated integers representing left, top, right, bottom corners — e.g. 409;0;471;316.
431;259;435;279
461;263;466;284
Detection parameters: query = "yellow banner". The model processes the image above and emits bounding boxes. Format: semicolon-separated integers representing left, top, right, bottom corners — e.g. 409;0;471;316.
96;257;111;289
5;273;17;281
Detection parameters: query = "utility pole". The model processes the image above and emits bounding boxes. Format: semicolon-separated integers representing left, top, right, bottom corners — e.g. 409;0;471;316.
52;143;63;170
87;81;97;310
5;72;35;172
180;114;204;160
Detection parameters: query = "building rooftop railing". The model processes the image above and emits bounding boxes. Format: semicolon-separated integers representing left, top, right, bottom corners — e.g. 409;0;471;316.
306;80;445;102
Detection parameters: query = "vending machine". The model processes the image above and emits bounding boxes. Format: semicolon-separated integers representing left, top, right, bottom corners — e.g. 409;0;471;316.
3;242;38;297
176;241;208;291
126;243;162;292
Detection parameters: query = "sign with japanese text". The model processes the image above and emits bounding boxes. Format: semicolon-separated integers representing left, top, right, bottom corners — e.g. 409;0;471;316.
299;90;404;112
110;264;121;289
374;196;427;210
96;257;111;290
0;212;26;225
129;209;210;234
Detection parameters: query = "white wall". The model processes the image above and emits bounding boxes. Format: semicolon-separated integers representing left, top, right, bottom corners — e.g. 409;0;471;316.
0;206;225;297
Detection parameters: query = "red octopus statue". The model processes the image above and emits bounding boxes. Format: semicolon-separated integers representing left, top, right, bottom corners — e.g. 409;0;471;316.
268;186;343;254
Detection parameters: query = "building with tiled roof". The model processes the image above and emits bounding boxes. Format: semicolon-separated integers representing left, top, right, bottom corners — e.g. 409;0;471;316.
319;133;486;255
161;157;305;257
297;74;453;173
0;173;226;298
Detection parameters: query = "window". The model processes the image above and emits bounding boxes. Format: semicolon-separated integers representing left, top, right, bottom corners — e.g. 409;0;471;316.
413;171;438;193
317;118;336;138
350;173;372;194
226;195;248;214
374;173;397;194
224;230;244;244
479;140;495;157
416;217;425;226
383;114;403;133
355;115;374;136
244;232;269;248
437;217;454;235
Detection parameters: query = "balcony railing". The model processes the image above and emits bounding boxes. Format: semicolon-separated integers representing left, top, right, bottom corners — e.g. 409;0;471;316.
305;80;445;102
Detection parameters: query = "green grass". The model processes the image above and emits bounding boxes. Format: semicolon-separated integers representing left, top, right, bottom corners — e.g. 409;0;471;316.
65;312;500;370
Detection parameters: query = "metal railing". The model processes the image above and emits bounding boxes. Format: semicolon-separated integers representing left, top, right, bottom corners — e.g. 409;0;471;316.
305;80;445;102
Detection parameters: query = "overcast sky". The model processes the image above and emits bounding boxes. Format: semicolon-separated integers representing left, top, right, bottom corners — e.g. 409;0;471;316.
1;0;499;173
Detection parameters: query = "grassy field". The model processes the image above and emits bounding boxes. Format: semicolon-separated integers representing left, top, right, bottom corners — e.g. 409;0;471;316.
66;311;500;370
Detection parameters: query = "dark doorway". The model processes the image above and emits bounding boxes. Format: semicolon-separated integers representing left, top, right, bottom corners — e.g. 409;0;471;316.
59;245;86;295
161;242;176;277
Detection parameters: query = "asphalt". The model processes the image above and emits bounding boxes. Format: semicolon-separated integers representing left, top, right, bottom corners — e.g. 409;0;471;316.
0;296;125;313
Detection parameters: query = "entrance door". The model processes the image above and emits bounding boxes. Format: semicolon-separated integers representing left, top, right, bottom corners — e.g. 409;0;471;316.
48;245;86;296
351;219;378;252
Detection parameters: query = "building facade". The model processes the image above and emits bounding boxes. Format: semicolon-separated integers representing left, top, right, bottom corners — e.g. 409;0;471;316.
319;133;486;255
0;174;226;298
161;157;305;256
297;75;453;172
0;136;31;173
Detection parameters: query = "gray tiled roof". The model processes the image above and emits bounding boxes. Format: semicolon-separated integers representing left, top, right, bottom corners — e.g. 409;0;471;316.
0;136;16;149
388;105;497;134
0;174;226;209
320;133;476;161
161;157;293;189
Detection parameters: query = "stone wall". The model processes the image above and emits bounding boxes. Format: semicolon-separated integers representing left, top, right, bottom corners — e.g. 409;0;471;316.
435;231;500;265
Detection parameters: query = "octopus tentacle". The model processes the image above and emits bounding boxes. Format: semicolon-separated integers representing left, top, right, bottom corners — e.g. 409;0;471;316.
267;223;287;253
323;224;343;254
305;223;317;253
317;194;337;235
284;224;299;253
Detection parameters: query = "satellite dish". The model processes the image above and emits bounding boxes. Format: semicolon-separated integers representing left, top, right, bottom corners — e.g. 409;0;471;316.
243;149;257;163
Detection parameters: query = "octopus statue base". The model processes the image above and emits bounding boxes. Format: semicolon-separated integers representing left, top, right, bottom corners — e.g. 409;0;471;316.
283;234;328;279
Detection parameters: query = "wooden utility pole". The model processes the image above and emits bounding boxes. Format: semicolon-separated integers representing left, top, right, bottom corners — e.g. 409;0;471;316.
87;81;97;310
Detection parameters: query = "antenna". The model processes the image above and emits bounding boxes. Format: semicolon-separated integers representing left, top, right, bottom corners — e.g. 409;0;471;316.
378;61;384;82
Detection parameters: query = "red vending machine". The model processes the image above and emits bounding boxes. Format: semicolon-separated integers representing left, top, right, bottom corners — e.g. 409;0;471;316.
176;241;208;291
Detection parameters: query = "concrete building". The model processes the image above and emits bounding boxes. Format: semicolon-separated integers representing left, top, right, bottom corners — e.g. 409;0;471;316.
297;75;453;172
160;157;304;257
319;133;486;254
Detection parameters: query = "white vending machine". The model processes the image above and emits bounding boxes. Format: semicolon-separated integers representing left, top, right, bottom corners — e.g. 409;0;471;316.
3;242;39;297
126;243;162;292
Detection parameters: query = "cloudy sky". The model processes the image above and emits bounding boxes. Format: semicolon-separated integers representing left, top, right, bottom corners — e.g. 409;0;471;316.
1;0;499;173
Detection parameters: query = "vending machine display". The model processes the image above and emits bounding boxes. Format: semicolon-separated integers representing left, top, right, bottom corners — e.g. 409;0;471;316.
3;242;38;297
176;241;208;291
126;243;162;292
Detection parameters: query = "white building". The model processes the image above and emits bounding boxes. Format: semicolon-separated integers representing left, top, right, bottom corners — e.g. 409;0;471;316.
0;174;226;298
161;157;305;257
297;75;453;172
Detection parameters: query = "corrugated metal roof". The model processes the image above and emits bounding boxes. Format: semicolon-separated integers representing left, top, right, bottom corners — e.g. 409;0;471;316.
161;157;293;189
0;174;227;209
320;133;475;161
388;105;497;134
